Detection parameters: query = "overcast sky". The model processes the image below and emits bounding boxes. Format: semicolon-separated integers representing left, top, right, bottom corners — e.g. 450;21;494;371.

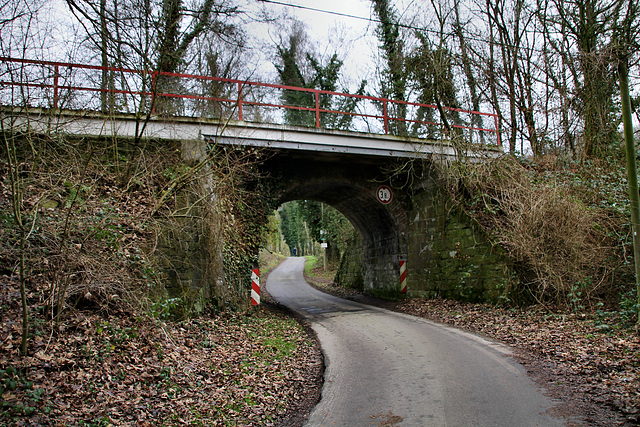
244;0;382;89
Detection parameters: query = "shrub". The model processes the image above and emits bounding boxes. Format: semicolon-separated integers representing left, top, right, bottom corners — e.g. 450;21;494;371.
445;155;627;308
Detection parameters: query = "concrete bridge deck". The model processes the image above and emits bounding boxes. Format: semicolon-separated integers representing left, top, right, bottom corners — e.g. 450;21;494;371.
1;108;504;160
1;57;502;159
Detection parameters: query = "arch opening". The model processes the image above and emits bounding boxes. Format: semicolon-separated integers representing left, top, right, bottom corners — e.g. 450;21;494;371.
275;179;401;294
258;149;410;296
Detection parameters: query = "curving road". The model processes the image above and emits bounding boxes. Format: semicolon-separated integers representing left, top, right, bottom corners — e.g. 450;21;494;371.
266;257;565;427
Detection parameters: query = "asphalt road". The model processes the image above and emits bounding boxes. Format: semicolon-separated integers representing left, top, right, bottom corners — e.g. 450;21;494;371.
266;257;566;427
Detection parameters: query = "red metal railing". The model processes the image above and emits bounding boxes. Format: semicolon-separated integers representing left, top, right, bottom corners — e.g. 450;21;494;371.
0;57;501;146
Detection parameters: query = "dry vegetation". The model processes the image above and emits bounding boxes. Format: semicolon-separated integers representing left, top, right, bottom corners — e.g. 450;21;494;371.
0;134;173;319
0;288;322;426
446;154;633;310
0;131;322;425
0;127;275;317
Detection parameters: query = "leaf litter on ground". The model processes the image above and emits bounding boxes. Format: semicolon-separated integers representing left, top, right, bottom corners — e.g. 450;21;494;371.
3;255;639;426
0;277;322;426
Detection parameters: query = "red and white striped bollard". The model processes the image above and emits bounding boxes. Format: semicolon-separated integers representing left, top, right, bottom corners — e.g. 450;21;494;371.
399;260;407;294
251;269;260;305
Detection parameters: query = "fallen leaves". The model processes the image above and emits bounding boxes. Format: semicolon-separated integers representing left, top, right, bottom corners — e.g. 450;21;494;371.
0;296;322;426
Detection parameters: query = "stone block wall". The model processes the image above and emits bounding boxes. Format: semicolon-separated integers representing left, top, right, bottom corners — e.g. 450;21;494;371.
407;183;514;303
157;192;221;314
361;235;404;299
155;139;225;315
334;230;364;290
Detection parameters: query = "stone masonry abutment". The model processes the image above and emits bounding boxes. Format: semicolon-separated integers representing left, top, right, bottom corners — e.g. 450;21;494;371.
261;149;515;301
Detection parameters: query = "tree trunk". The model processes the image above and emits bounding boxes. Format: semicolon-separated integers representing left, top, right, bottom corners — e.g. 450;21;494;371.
454;2;483;142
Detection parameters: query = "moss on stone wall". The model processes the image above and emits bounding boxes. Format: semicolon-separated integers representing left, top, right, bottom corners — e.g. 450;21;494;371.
333;229;364;290
407;187;515;303
330;174;515;304
156;181;225;317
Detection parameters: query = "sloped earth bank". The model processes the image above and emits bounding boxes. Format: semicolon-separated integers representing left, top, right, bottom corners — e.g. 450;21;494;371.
0;278;323;426
304;263;640;427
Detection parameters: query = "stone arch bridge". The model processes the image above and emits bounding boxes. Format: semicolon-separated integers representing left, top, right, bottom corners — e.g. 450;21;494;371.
0;57;511;302
5;109;510;301
197;121;510;301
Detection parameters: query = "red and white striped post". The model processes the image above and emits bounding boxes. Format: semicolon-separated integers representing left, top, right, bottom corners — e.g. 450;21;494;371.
251;269;260;305
399;260;407;294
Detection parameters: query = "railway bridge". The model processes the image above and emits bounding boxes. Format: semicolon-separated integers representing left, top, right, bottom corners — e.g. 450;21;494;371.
1;57;511;301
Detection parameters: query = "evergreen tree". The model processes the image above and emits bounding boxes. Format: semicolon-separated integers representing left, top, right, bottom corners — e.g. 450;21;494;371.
408;33;461;139
371;0;407;135
274;22;366;130
279;202;308;255
275;24;315;127
298;200;356;264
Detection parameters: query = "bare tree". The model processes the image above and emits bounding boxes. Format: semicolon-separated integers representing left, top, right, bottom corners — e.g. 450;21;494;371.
542;0;627;157
0;0;50;357
407;0;461;140
481;0;529;154
62;0;245;115
453;1;485;143
537;0;577;156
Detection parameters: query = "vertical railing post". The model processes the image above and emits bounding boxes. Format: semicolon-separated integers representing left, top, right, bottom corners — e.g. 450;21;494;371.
237;82;244;121
151;71;157;114
494;114;502;147
53;65;60;109
315;91;320;128
468;111;474;145
383;100;389;134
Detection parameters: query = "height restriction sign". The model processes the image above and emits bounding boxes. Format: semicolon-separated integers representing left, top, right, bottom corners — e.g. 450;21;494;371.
376;185;393;204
